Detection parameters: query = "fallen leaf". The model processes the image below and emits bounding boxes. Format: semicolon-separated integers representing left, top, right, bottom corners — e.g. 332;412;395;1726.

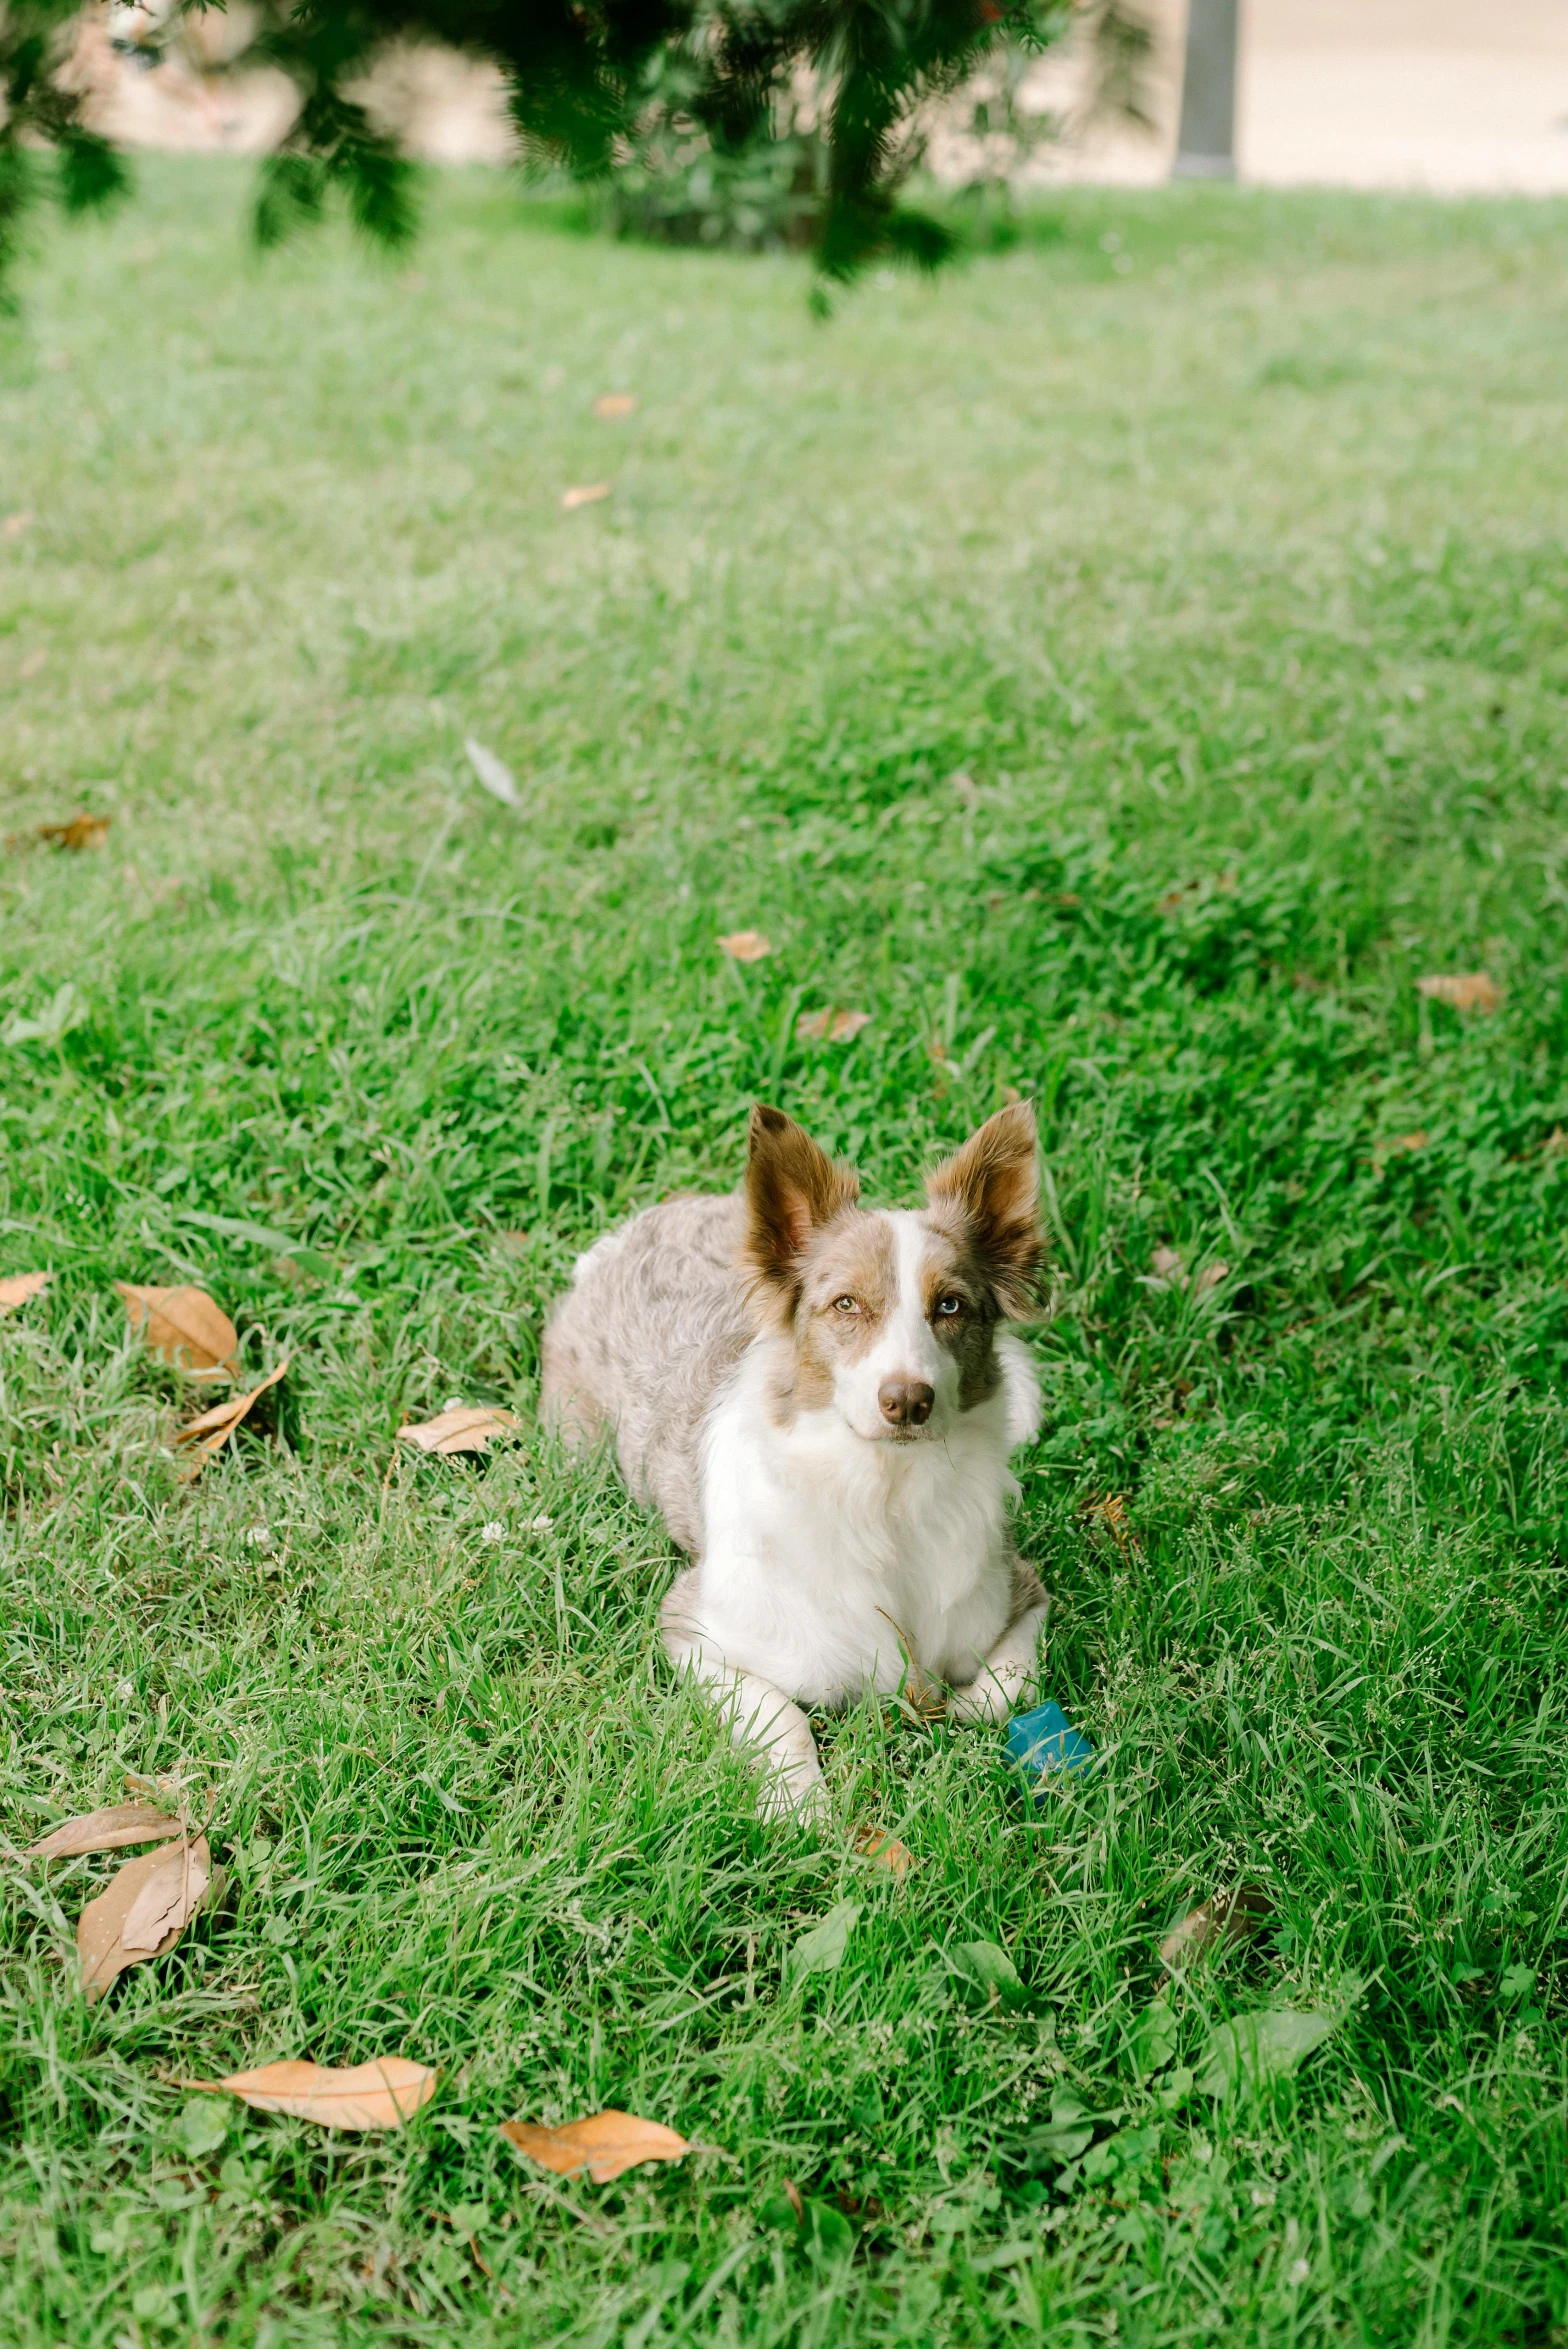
396;1405;523;1457
173;1358;289;1482
122;1839;211;1949
1159;1882;1272;1968
853;1825;913;1883
561;482;611;510
947;1939;1026;2007
787;1899;860;1985
593;393;636;418
499;2109;689;2183
1376;1130;1428;1161
717;930;771;963
27;1803;184;1861
1196;2006;1341;2098
37;814;110;852
3;510;33;536
1149;1246;1186;1286
797;1007;872;1043
0;1271;50;1314
78;1835;211;2002
179;2058;437;2130
464;736;521;808
1544;1127;1568;1157
1192;1260;1229;1296
116;1284;238;1375
1417;972;1500;1014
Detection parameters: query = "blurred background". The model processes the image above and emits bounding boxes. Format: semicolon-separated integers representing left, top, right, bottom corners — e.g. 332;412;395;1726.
68;0;1568;199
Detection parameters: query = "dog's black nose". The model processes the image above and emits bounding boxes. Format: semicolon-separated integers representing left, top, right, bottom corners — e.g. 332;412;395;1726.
879;1377;934;1428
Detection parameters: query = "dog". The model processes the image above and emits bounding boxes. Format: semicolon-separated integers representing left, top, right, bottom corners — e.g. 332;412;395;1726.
540;1100;1049;1816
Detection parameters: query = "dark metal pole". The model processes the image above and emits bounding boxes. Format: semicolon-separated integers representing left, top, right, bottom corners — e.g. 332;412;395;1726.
1173;0;1239;179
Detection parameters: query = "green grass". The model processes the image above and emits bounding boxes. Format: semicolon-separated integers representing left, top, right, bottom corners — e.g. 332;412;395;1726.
3;160;1568;2347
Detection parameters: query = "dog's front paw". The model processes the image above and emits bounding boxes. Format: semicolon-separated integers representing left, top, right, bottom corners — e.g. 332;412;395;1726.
757;1765;829;1826
947;1674;1015;1727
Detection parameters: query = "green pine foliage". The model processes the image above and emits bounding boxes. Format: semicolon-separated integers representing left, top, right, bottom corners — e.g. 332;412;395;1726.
2;167;1568;2344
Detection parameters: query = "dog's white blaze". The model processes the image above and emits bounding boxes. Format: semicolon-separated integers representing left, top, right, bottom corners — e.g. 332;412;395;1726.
833;1211;955;1439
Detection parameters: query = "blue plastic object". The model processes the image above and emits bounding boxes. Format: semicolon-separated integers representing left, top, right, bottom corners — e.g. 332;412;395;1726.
1005;1701;1096;1788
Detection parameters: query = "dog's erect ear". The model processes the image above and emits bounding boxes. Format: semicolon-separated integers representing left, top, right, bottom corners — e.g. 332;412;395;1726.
925;1101;1044;1315
745;1105;859;1293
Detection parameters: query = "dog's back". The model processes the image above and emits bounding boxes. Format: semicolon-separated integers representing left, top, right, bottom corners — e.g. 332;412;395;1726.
540;1193;752;1553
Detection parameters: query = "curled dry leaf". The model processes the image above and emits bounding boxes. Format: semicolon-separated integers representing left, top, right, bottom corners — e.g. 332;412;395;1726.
1377;1130;1427;1161
179;2058;437;2130
173;1357;289;1483
593;393;636;418
853;1825;913;1883
27;1803;183;1861
1417;972;1500;1014
1192;1260;1229;1297
464;736;521;808
1149;1246;1185;1287
797;1007;872;1044
37;814;110;852
561;482;611;510
1159;1881;1272;1969
499;2110;690;2184
116;1284;237;1375
396;1405;523;1458
0;1271;50;1314
78;1835;211;2002
717;931;771;963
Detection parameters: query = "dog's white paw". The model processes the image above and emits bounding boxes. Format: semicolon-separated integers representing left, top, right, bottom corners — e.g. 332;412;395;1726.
757;1766;829;1826
947;1674;1014;1727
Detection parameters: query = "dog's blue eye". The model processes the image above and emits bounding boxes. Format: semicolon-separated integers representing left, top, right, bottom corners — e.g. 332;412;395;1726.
936;1294;963;1317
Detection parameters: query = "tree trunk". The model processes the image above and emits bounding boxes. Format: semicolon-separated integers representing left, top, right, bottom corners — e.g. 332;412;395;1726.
1173;0;1239;180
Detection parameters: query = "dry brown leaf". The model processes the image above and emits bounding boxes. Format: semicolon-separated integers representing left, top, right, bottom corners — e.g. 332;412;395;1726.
797;1007;872;1044
1149;1246;1185;1287
115;1283;238;1375
3;510;33;537
37;814;110;852
78;1835;211;2002
1417;972;1500;1014
1193;1260;1229;1296
561;483;611;511
593;393;637;418
717;931;771;963
499;2109;691;2184
27;1803;183;1861
0;1271;50;1314
1158;1882;1272;1969
178;2057;437;2130
173;1357;289;1483
853;1825;914;1883
396;1405;523;1458
1377;1130;1428;1161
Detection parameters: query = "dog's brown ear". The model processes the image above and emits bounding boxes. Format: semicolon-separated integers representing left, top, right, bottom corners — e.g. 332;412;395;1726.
745;1105;859;1294
925;1101;1044;1316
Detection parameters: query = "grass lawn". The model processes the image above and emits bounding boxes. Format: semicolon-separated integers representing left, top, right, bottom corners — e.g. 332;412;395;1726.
3;160;1568;2347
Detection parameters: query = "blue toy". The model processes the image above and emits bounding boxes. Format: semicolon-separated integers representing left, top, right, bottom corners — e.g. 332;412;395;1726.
1005;1701;1096;1788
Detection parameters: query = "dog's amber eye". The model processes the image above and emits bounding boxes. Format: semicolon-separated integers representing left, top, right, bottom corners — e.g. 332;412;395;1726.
832;1295;859;1314
935;1294;963;1318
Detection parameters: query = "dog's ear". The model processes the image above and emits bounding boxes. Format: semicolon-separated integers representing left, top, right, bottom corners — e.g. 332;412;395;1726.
925;1101;1044;1316
745;1105;859;1295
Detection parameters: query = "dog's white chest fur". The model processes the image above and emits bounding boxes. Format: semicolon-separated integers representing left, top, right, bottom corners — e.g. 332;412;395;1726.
689;1332;1041;1704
